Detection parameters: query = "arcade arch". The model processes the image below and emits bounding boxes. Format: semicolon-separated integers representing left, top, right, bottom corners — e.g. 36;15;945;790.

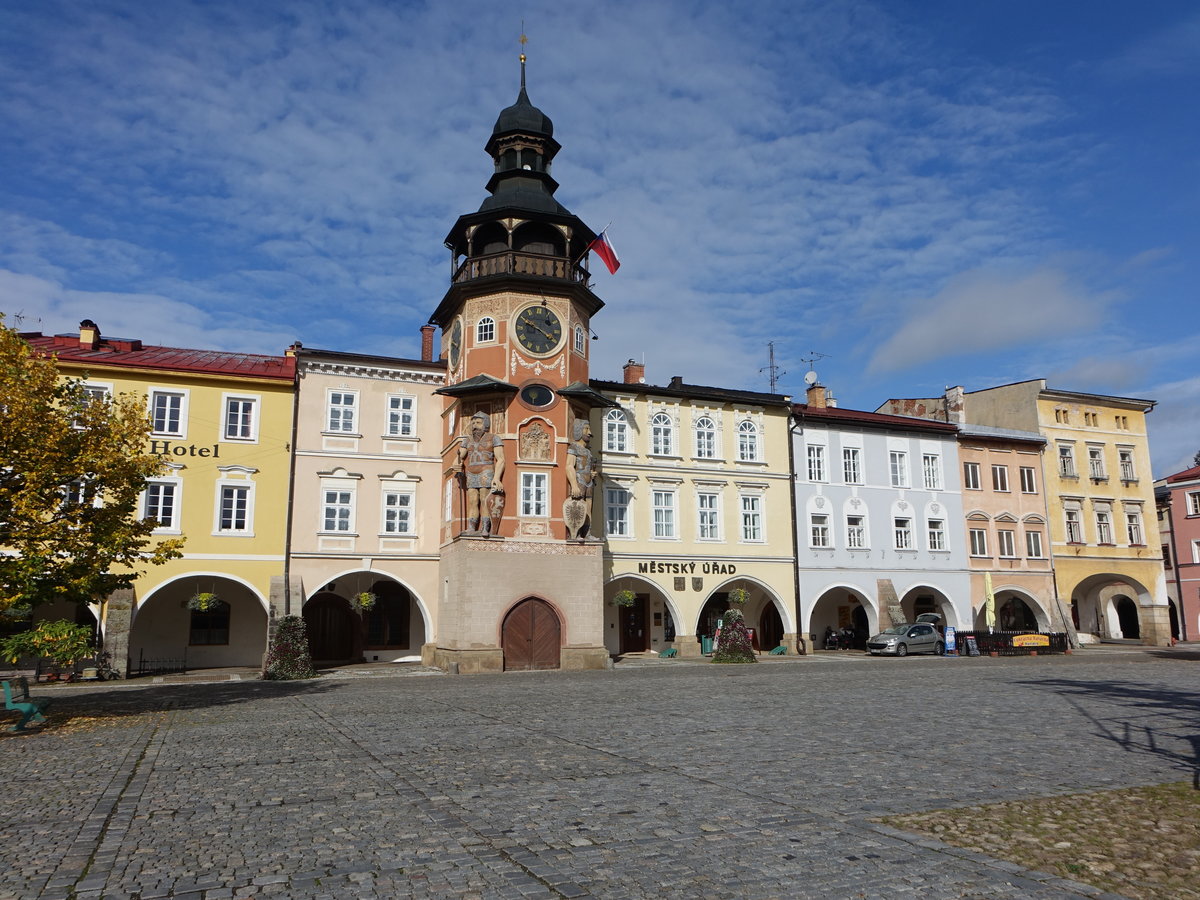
1068;573;1154;641
972;587;1051;632
807;586;876;651
302;570;430;664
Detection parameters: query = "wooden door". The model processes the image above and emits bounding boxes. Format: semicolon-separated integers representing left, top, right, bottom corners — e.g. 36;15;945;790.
619;594;649;654
503;598;561;671
304;594;354;662
758;603;783;651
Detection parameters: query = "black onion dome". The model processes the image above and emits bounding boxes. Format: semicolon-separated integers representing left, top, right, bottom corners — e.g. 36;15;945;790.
492;84;554;137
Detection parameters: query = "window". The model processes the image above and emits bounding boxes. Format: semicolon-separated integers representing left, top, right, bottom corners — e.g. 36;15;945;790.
810;513;830;547
651;413;674;456
1189;492;1200;517
574;325;586;354
74;383;111;428
927;519;945;551
521;472;549;517
737;420;760;462
322;490;354;532
1084;411;1098;427
327;391;357;433
922;454;942;490
846;515;866;549
190;601;229;646
969;528;988;556
149;390;186;436
991;465;1009;492
1065;509;1083;543
218;486;251;533
605;408;629;453
143;482;178;530
740;495;763;542
1096;509;1113;545
997;529;1016;558
386;395;416;437
893;517;913;549
652;489;677;538
1118;449;1136;481
889;451;909;488
1126;510;1144;545
223;395;258;441
1058;445;1076;477
1087;446;1106;480
1019;466;1037;494
382;491;413;534
1194;540;1200;565
605;486;631;537
1162;544;1171;568
62;478;94;508
694;417;717;459
1026;530;1044;558
476;316;495;343
843;447;862;484
697;492;720;540
963;462;981;490
1055;408;1070;424
807;445;827;482
1115;415;1129;430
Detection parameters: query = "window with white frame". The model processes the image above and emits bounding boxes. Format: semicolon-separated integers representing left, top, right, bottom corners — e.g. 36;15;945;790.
1020;466;1037;494
223;395;258;441
520;472;549;517
843;447;862;484
697;492;721;540
1065;508;1083;543
889;451;909;487
846;515;866;549
737;420;760;462
61;478;93;509
1095;507;1113;544
1118;448;1136;481
73;383;112;428
969;528;988;556
1189;491;1200;517
1058;444;1076;477
574;324;586;354
476;316;495;343
381;491;413;534
1125;508;1144;545
922;454;942;490
1087;446;1106;479
927;519;946;551
740;494;763;542
893;517;913;549
652;489;677;538
963;461;981;490
997;529;1017;558
807;444;827;482
218;485;252;534
651;413;674;456
694;417;717;459
387;395;416;437
991;464;1009;492
605;408;629;453
149;389;187;437
605;486;631;537
327;391;357;433
1026;529;1044;558
322;489;354;532
810;513;830;547
143;481;179;531
1193;540;1200;565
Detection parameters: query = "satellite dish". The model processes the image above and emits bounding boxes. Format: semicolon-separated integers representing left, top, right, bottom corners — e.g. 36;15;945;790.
804;370;819;385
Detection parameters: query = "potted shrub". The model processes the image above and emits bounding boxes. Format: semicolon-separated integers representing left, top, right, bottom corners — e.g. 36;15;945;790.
353;591;376;612
188;591;221;612
728;588;750;606
613;589;637;608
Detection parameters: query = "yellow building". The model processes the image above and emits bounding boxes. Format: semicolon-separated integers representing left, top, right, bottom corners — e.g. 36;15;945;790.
592;362;798;656
23;321;296;673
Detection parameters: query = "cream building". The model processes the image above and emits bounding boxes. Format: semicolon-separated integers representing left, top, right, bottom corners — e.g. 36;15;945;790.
591;362;797;656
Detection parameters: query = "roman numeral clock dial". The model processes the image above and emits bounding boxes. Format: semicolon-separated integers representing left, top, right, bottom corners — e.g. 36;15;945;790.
514;305;563;355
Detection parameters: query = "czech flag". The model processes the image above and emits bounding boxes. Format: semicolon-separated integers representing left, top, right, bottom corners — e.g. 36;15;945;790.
588;229;621;274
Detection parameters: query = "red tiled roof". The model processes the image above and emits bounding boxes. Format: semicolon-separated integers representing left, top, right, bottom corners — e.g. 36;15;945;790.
22;332;295;381
793;403;959;434
1166;464;1200;484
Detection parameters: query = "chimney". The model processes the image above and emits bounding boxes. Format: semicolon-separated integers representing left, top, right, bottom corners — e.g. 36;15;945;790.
622;359;645;384
668;375;683;389
79;319;100;350
943;385;966;424
285;340;302;358
806;382;828;409
420;324;436;362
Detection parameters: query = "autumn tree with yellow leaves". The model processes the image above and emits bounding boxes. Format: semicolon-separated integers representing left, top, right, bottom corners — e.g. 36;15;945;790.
0;315;183;612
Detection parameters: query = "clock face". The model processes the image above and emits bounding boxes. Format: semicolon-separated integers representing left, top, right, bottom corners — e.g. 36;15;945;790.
447;319;462;369
513;305;563;355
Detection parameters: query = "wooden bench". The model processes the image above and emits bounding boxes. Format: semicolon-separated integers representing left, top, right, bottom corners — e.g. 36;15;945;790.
768;645;787;655
658;648;678;659
3;677;50;731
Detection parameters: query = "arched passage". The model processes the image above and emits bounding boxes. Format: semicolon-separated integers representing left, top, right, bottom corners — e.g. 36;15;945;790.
1069;573;1154;641
502;598;561;671
808;586;875;650
1114;595;1140;639
900;585;959;630
604;575;675;655
304;592;355;662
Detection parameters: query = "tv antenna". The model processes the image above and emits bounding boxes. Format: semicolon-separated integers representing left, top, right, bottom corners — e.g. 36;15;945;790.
799;351;829;387
760;341;787;393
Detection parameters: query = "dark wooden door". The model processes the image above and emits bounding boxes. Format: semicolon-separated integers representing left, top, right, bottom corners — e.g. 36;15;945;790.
503;598;560;671
304;594;354;662
619;594;649;654
758;603;783;651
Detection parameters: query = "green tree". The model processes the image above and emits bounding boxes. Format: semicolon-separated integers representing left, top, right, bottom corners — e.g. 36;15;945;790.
0;315;183;612
1193;448;1200;468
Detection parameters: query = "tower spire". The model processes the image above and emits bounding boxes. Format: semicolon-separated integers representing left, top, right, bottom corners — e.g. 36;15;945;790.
519;26;527;88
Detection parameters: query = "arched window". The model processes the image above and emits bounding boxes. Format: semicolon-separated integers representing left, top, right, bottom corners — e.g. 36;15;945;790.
574;324;586;355
605;408;628;453
737;420;760;462
476;316;495;343
694;416;716;459
651;413;674;456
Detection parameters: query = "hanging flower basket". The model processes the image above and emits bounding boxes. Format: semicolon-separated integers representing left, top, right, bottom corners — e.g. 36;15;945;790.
188;592;221;612
353;591;377;612
728;588;750;606
613;589;637;608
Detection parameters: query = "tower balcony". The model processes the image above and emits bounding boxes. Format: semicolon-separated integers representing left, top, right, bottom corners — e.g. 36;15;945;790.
452;250;590;286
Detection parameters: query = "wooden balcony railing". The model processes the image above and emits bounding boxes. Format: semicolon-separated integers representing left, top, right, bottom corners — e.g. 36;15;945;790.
452;251;589;285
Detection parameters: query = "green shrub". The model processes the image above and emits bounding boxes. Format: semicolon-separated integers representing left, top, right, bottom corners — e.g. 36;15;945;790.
0;619;93;668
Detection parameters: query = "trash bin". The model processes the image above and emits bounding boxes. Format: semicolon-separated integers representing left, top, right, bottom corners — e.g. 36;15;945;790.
701;635;713;655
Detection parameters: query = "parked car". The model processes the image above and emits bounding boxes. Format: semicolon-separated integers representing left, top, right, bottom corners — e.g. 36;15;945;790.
867;614;944;657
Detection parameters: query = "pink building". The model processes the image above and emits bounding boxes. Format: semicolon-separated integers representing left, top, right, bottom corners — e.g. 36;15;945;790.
1156;464;1200;640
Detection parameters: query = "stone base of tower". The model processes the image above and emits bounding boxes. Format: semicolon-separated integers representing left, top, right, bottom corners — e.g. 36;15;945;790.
433;535;608;674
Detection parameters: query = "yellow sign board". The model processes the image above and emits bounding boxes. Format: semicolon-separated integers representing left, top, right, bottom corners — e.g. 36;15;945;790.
1012;633;1050;648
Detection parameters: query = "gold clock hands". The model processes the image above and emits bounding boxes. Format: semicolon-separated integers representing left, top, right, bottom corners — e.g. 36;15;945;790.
521;316;555;341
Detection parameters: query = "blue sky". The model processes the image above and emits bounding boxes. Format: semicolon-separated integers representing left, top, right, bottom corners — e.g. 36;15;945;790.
1;0;1197;476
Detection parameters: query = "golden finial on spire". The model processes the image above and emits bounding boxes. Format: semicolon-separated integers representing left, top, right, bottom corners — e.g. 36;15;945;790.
519;23;527;64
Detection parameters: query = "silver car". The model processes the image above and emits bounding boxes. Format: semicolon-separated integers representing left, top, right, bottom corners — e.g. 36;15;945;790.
867;614;944;657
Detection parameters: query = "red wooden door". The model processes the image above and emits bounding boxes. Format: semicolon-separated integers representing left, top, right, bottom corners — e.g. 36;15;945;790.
619;594;649;654
503;599;561;671
759;603;783;651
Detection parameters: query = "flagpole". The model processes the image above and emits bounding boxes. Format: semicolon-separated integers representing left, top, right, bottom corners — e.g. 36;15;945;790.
574;221;614;267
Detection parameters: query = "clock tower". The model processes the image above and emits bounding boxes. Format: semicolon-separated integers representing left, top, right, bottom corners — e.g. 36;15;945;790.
427;53;615;673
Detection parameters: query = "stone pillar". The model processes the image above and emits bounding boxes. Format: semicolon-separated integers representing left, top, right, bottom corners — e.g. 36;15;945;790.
877;579;904;627
1140;605;1172;647
102;588;136;678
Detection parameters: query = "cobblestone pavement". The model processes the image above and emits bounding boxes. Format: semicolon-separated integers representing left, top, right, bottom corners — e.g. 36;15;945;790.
2;648;1197;899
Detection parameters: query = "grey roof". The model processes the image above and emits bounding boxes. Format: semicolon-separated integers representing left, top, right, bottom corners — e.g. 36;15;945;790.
434;373;518;397
591;378;791;408
493;85;554;138
558;381;620;409
956;422;1046;444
